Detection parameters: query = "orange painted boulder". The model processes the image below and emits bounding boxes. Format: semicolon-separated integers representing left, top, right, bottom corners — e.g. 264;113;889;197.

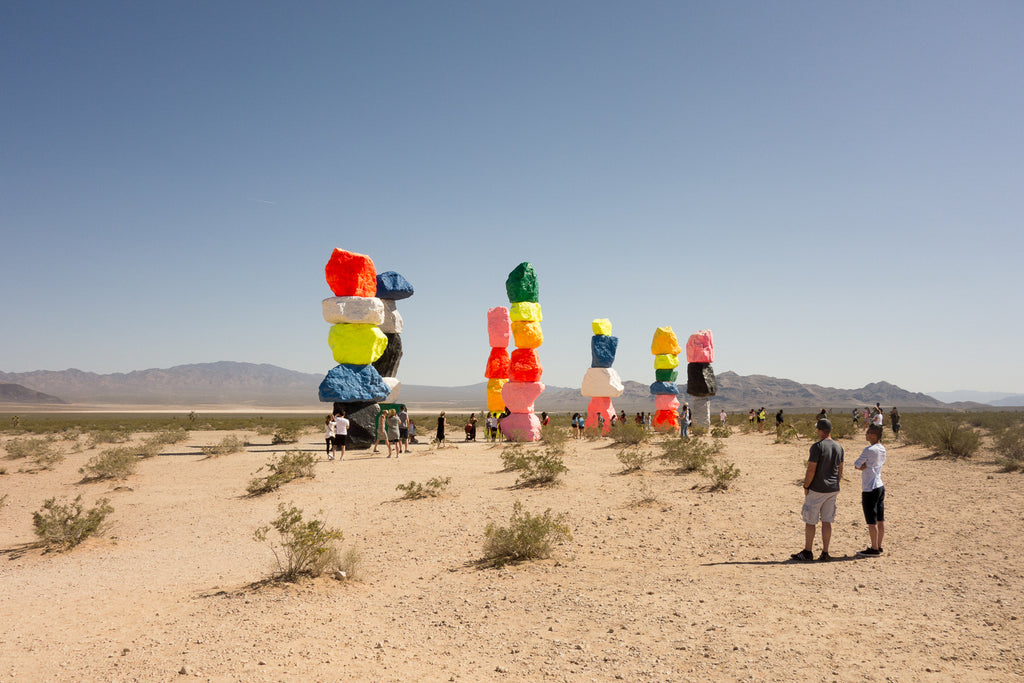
511;320;544;349
653;409;679;431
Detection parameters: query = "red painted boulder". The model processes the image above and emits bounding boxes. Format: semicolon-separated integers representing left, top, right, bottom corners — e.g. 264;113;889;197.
509;348;542;382
484;347;510;379
584;396;616;434
653;409;680;432
325;248;377;297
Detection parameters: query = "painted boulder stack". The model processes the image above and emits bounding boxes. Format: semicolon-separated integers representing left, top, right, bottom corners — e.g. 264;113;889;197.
582;318;623;434
685;329;716;428
650;326;681;432
318;248;413;447
498;263;545;442
484;307;511;413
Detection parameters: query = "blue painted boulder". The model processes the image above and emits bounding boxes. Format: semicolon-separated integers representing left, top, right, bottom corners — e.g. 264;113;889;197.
649;381;680;396
319;364;391;402
375;271;414;300
591;335;619;368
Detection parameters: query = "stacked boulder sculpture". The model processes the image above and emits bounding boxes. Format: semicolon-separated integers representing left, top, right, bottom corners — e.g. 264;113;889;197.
484;307;511;413
582;318;623;434
497;263;545;442
685;329;716;428
318;248;413;448
650;326;682;432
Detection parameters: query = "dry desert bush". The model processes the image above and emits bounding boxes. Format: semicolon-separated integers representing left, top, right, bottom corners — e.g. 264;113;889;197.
395;476;452;500
80;446;137;480
201;434;246;457
481;500;572;567
254;503;348;582
32;495;114;550
246;450;317;496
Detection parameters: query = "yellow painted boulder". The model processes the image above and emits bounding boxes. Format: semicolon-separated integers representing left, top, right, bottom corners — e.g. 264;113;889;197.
328;323;388;365
592;318;612;335
654;353;679;370
510;301;543;322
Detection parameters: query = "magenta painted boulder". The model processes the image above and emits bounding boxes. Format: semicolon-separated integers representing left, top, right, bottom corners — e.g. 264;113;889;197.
501;381;545;413
655;394;680;411
686;329;714;363
499;412;542;442
487;307;511;348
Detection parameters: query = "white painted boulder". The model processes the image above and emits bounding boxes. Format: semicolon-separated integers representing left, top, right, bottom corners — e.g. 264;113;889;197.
322;296;385;325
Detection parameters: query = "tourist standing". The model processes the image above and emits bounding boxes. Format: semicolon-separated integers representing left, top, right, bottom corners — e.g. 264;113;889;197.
386;409;401;457
792;418;844;562
889;407;901;439
333;410;349;460
436;411;447;445
324;414;336;460
854;424;887;556
397;405;409;453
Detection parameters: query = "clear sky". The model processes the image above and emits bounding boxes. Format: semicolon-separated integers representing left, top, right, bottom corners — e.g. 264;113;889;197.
2;2;1022;395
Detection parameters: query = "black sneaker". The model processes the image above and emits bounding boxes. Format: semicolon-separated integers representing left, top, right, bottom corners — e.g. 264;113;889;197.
856;548;881;557
818;551;832;562
790;550;814;562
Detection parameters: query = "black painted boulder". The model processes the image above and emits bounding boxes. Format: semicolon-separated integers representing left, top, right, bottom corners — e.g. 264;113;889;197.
685;363;717;397
332;401;379;450
373;332;403;378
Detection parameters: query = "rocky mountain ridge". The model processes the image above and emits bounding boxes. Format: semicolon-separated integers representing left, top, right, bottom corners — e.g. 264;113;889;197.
0;362;968;411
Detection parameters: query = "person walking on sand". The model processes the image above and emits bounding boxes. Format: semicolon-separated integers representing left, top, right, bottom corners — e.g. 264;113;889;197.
792;418;844;562
386;409;401;457
436;411;447;445
679;402;692;439
324;414;336;460
854;424;887;556
852;407;860;428
776;409;785;428
372;408;388;453
719;409;727;427
889;407;901;440
397;405;409;453
332;410;350;460
757;407;767;432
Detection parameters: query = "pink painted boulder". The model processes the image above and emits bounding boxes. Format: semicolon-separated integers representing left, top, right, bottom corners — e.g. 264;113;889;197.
487;307;511;348
499;412;542;442
686;329;714;363
501;381;545;414
655;394;680;411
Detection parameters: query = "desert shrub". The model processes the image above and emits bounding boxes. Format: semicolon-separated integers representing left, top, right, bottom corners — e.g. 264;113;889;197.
254;503;345;582
481;500;572;567
917;418;982;458
336;546;363;581
148;428;188;446
540;424;569;449
610;422;649;446
395;476;452;499
201;434;246;457
87;427;133;447
499;443;527;472
9;415;20;429
690;424;708;438
994;424;1024;472
247;450;317;495
775;424;798;444
80;446;138;480
616;445;656;473
4;437;57;460
32;495;113;550
710;425;732;439
828;418;854;440
509;448;568;487
0;493;8;509
271;425;300;444
706;461;741;490
659;437;722;473
629;477;660;507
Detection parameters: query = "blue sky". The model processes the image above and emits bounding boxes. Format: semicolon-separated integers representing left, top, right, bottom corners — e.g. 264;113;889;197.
2;1;1022;394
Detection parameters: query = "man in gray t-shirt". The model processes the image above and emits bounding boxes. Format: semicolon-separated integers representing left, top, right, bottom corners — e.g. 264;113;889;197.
792;419;844;562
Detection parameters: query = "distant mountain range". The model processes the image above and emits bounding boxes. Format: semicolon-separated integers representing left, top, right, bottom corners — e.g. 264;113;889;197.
3;361;1013;411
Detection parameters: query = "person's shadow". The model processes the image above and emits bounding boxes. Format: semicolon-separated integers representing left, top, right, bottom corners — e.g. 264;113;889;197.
701;554;861;566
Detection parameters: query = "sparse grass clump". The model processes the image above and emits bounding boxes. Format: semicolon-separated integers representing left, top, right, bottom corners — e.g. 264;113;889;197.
775;424;798;444
271;425;301;444
610;422;650;446
4;436;60;462
87;427;133;447
481;500;572;567
918;419;982;458
0;493;8;509
540;423;569;449
254;503;345;582
616;445;656;473
32;495;113;550
80;446;138;480
201;434;246;457
710;425;732;439
396;476;452;499
246;450;317;495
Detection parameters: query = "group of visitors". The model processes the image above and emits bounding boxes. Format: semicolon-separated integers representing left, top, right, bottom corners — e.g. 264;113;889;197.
323;405;415;460
791;416;888;562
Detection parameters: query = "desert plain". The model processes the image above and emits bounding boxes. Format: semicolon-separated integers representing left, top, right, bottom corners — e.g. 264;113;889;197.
1;417;1022;682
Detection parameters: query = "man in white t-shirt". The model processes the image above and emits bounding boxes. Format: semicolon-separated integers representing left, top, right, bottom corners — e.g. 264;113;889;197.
854;424;887;556
333;410;350;460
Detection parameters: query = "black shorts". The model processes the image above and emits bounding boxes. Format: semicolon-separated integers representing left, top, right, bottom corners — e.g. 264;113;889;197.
334;434;347;447
399;427;408;439
861;486;885;525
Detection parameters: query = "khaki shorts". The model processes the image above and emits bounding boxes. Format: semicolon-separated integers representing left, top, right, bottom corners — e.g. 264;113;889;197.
802;490;839;524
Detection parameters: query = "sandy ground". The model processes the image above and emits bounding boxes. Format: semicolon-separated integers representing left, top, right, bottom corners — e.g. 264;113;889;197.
1;424;1022;682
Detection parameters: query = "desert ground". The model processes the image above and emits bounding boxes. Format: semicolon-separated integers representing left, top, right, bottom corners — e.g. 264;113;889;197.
1;419;1021;682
